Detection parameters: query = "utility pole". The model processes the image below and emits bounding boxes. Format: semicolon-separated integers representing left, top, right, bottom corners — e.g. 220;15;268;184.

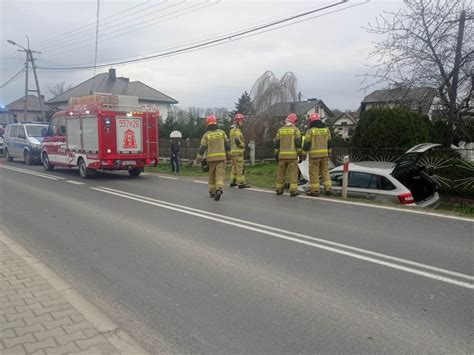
7;36;46;121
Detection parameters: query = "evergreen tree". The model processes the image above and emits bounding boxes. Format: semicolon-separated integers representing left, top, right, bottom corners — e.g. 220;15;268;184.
230;91;254;117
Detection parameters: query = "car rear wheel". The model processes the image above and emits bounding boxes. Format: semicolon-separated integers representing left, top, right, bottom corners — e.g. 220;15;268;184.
42;153;54;171
24;151;32;165
5;148;14;162
78;158;95;179
128;168;141;177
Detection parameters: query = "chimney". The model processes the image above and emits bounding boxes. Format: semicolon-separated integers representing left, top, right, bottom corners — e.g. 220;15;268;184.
109;68;116;80
307;97;317;102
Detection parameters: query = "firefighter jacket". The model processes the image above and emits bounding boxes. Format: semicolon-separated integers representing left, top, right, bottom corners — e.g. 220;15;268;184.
303;121;332;158
229;125;245;156
197;125;231;162
274;124;302;160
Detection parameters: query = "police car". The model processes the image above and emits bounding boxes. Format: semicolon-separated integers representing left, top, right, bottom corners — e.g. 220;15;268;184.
4;122;49;165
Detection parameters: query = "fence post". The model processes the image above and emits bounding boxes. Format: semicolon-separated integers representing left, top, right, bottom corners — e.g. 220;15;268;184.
248;140;256;165
342;155;349;199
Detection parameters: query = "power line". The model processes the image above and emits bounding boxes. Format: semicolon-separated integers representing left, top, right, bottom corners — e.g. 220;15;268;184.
0;68;26;88
38;0;171;53
34;0;153;48
40;1;214;59
39;0;350;71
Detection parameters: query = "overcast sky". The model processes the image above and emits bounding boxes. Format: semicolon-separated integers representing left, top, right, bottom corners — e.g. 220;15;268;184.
1;0;404;110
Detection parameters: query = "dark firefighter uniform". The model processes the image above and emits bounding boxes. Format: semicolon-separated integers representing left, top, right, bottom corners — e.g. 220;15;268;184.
274;114;302;196
303;114;332;196
197;116;231;201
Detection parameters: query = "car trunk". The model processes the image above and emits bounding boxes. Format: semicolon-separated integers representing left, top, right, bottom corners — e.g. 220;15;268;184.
391;143;441;203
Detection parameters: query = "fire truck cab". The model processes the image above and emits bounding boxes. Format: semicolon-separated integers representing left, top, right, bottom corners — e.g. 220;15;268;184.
41;94;159;178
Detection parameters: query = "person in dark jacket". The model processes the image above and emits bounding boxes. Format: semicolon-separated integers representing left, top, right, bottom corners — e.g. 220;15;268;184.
170;138;180;173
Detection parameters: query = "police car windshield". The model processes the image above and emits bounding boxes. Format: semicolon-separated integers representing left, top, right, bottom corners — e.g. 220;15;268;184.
26;125;47;137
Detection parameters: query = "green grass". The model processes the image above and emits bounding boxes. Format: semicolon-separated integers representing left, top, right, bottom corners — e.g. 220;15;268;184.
147;162;277;188
437;200;474;216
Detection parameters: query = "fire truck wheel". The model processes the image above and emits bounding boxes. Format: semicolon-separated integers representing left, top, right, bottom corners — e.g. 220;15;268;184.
5;148;14;162
128;168;141;177
24;151;32;165
78;158;95;179
42;153;54;171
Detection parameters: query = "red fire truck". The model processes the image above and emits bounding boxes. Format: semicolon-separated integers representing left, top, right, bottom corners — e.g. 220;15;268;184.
41;94;159;178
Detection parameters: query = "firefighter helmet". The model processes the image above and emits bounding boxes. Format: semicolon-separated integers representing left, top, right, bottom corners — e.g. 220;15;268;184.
286;113;298;125
308;113;321;123
206;115;218;126
233;113;245;124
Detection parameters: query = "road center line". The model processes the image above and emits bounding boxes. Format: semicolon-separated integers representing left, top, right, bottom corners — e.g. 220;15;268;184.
193;180;207;184
66;180;85;185
91;186;473;289
157;175;179;180
0;165;59;180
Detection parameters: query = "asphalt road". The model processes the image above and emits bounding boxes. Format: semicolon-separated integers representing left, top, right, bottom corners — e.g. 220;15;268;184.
0;160;472;353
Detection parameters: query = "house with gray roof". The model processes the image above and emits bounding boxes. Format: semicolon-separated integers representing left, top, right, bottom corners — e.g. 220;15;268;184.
7;95;46;122
265;98;334;121
360;86;440;118
46;68;178;119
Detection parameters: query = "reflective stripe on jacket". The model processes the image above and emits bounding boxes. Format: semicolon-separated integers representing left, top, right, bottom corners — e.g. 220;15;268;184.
304;127;331;158
199;130;229;162
230;127;245;156
274;126;302;160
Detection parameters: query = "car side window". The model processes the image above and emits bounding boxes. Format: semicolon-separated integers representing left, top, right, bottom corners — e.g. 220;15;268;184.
370;175;396;191
49;117;59;135
348;172;374;189
17;126;26;139
330;171;343;187
58;117;66;136
10;125;19;138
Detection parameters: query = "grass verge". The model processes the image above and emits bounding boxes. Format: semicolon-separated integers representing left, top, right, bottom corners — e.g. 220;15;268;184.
147;162;277;188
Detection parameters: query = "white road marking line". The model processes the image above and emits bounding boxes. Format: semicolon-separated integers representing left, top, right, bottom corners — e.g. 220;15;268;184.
193;180;207;184
66;180;84;185
184;179;473;222
1;165;59;180
157;175;179;180
98;186;474;281
92;186;474;289
0;165;66;179
248;188;274;194
141;173;149;176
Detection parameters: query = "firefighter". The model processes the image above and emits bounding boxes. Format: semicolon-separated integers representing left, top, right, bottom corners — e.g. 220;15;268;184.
274;113;303;197
196;115;231;201
229;113;250;189
303;113;332;196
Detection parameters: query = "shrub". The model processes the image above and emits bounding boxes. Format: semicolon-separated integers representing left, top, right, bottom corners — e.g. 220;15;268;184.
352;107;434;149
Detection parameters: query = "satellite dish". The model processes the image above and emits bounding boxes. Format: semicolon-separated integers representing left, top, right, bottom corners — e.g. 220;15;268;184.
170;130;182;139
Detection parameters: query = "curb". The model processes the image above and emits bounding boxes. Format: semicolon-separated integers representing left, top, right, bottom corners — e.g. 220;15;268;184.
0;229;149;355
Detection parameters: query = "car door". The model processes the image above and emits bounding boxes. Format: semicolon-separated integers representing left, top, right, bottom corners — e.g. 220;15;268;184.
347;171;376;200
16;125;28;158
8;125;19;157
43;117;60;162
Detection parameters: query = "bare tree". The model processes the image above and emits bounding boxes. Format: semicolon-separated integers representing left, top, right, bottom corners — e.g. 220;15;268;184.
363;0;473;144
47;81;72;97
250;71;298;115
